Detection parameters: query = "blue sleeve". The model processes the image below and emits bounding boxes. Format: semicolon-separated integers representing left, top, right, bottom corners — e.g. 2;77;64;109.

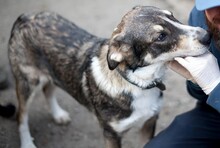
186;7;208;102
186;81;208;102
207;83;220;112
188;6;220;112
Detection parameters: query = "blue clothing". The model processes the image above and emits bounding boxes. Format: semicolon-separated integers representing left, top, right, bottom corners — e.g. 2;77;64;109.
144;6;220;148
187;6;220;112
144;102;220;148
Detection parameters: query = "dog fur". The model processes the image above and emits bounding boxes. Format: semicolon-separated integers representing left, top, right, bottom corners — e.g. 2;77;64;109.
8;6;210;148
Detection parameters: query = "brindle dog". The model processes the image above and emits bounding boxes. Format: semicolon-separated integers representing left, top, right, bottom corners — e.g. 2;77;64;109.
8;6;210;148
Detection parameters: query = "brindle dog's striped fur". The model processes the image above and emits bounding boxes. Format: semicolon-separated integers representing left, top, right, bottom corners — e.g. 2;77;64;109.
8;6;209;148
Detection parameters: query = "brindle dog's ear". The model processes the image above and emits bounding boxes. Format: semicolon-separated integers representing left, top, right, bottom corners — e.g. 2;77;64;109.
107;34;130;70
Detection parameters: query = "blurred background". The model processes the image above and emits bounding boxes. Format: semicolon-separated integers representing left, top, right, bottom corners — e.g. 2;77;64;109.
0;0;196;148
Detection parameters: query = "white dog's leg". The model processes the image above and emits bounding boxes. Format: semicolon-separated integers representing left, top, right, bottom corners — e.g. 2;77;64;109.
17;67;53;148
44;85;71;124
49;95;71;124
18;82;42;148
19;112;36;148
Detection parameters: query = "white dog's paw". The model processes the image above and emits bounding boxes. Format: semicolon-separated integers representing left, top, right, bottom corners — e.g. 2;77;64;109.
53;109;71;124
21;142;37;148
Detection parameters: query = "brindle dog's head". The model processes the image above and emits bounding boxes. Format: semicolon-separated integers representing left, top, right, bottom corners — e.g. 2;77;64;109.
107;6;210;71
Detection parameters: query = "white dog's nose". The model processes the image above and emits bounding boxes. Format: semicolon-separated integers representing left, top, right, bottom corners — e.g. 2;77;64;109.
199;32;211;46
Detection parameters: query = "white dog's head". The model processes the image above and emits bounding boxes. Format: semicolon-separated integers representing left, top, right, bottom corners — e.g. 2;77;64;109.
107;6;210;89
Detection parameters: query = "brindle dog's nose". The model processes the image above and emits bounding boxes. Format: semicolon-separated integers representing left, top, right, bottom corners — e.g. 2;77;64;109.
199;32;212;46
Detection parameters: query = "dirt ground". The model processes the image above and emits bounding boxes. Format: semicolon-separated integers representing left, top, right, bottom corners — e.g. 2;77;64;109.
0;0;196;148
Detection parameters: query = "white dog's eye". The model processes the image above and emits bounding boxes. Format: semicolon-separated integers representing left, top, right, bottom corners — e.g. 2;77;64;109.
156;32;167;42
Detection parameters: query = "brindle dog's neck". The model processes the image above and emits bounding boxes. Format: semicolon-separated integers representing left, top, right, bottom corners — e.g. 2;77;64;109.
94;43;166;99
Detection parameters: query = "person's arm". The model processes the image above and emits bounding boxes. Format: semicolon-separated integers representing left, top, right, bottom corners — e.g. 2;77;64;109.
207;83;220;111
187;7;220;112
169;7;220;112
169;53;220;112
185;7;208;101
186;80;208;102
168;59;208;101
174;51;220;112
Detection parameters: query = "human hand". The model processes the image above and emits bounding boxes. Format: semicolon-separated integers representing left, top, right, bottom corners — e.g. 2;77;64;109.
168;60;195;82
174;52;220;94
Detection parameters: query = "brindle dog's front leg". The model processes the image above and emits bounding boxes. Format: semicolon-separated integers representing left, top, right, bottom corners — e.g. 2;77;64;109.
140;115;158;146
103;128;121;148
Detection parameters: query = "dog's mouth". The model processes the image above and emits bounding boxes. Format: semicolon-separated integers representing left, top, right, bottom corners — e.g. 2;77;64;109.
127;45;210;72
179;47;209;58
168;44;210;62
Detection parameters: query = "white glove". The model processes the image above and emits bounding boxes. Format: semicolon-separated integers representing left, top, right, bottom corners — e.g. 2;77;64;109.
174;52;220;95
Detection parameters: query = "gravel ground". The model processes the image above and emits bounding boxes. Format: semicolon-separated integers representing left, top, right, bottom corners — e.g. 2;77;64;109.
0;0;196;148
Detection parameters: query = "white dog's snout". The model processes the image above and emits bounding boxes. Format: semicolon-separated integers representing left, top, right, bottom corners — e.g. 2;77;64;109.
199;32;211;46
161;17;210;45
192;27;211;46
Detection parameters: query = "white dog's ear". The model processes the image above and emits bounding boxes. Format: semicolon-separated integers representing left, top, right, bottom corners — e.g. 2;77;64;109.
107;34;130;70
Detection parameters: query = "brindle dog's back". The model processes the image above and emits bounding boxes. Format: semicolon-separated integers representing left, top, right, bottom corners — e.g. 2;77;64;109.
9;12;130;148
9;12;106;105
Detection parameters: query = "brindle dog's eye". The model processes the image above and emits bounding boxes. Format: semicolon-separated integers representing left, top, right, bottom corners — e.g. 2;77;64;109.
156;32;167;42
